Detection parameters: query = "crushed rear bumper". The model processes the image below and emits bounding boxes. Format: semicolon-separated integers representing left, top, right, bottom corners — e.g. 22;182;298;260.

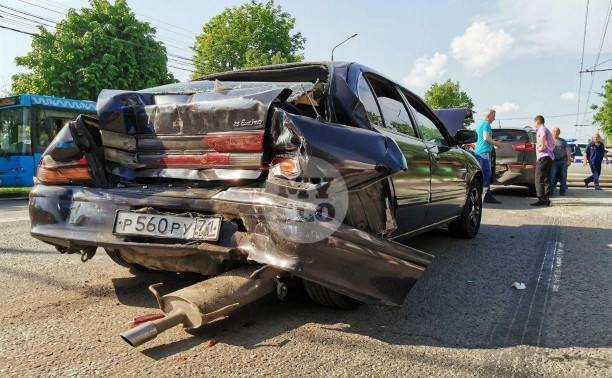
29;184;433;306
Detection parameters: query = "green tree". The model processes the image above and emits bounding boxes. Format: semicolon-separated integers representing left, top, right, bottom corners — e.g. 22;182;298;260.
591;79;612;138
11;0;174;101
192;0;305;78
424;79;475;127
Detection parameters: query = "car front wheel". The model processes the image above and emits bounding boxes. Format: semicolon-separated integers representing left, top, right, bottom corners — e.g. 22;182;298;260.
448;179;482;238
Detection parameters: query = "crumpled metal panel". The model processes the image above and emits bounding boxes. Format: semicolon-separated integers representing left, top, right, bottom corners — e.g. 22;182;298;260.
270;109;408;189
97;87;291;136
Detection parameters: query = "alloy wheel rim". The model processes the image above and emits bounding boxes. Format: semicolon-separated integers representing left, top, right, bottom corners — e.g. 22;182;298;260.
469;188;480;228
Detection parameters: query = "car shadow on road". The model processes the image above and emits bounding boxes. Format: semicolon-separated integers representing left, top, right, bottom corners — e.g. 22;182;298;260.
106;221;611;360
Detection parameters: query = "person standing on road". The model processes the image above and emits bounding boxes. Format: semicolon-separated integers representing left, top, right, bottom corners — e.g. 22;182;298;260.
532;115;554;206
550;127;571;196
583;132;609;190
474;109;504;204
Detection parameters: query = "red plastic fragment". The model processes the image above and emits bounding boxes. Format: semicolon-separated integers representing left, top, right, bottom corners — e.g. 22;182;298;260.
129;313;165;329
208;340;218;347
178;356;187;362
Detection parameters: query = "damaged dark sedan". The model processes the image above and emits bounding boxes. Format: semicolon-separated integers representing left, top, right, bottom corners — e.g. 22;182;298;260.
29;62;482;347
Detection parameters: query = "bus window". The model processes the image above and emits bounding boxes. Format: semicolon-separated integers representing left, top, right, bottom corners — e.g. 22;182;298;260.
0;107;30;155
33;108;84;152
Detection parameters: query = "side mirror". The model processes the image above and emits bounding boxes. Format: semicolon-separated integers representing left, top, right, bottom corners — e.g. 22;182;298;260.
455;129;477;145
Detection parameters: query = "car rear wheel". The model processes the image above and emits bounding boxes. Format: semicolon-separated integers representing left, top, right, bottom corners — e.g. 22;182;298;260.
303;280;362;310
448;179;482;239
105;249;148;270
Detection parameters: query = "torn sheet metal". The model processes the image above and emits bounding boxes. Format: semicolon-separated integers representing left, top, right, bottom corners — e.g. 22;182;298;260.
270;109;407;189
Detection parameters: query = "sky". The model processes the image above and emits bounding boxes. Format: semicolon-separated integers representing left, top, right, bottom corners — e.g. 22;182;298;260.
0;0;611;141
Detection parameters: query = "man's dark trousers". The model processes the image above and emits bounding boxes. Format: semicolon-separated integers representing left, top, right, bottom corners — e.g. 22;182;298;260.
585;162;602;188
535;156;552;200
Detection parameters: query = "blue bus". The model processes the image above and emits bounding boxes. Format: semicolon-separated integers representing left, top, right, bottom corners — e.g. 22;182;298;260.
0;94;96;187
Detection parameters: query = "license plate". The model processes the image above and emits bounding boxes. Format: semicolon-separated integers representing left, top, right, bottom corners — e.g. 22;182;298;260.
113;211;221;241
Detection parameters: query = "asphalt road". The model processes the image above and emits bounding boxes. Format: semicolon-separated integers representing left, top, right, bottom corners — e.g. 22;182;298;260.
0;186;610;377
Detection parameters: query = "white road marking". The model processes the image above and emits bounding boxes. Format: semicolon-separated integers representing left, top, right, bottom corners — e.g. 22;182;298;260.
0;216;30;223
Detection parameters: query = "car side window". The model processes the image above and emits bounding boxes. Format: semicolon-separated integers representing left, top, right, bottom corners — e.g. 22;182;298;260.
357;74;384;127
405;96;447;146
364;76;417;137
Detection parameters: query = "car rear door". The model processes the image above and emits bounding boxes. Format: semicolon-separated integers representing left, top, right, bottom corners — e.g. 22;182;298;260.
356;73;430;234
403;92;467;224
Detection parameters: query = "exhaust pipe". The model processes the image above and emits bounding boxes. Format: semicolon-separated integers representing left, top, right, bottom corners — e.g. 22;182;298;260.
120;265;277;347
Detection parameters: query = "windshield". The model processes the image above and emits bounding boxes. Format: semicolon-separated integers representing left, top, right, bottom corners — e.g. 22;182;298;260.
0;107;31;155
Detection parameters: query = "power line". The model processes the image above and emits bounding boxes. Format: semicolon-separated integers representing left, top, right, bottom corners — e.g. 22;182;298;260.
44;0;198;41
581;0;612;125
0;23;196;73
17;0;66;15
575;0;590;133
497;112;595;121
3;3;195;57
0;23;35;35
168;65;195;73
0;4;196;64
584;56;612;70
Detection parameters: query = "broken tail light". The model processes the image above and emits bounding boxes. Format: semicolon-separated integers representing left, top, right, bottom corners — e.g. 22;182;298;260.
37;156;92;184
270;156;300;179
512;142;535;152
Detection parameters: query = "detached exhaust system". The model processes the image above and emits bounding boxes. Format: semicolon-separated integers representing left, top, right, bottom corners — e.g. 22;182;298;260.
120;265;278;347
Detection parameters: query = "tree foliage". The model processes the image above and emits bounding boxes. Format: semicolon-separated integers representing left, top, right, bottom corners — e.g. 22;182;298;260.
11;0;174;101
591;79;612;138
424;79;475;127
192;0;305;78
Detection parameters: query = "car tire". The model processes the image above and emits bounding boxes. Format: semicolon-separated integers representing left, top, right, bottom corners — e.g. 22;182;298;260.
448;178;482;239
105;248;148;270
303;280;362;310
527;184;537;197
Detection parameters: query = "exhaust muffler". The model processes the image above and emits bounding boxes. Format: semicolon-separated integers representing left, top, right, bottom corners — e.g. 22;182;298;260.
120;265;277;347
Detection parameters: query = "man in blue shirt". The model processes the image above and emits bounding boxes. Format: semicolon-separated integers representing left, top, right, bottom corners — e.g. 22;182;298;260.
583;132;609;190
474;109;504;204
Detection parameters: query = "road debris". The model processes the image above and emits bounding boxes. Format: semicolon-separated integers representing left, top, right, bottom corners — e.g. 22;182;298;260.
511;282;526;290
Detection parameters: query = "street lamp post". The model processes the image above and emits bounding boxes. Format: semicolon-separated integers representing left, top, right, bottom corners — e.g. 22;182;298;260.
331;33;358;61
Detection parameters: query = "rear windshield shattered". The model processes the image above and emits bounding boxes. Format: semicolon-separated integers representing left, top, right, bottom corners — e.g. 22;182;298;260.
143;81;315;102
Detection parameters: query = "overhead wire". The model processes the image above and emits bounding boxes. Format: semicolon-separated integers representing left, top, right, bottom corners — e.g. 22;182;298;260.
575;0;590;135
580;0;612;127
0;3;196;68
4;3;196;60
498;111;595;121
0;21;196;74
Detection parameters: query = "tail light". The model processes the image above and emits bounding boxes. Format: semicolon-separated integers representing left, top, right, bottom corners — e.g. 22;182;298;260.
147;131;265;170
512;142;535;152
37;156;92;184
203;131;264;152
509;164;535;169
270;156;300;179
148;153;262;169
